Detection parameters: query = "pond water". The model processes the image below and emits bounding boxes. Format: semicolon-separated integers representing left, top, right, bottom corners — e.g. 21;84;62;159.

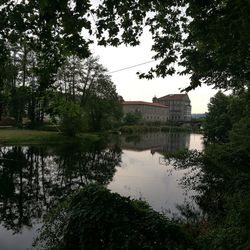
0;132;203;250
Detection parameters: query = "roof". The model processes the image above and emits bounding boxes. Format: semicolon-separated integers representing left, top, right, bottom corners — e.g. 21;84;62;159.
156;94;190;101
122;101;168;108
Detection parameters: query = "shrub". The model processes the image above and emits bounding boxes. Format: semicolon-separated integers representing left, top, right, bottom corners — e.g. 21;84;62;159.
59;101;84;137
35;184;194;250
123;110;142;125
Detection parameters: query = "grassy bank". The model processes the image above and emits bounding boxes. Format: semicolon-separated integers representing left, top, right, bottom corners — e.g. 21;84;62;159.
0;128;100;145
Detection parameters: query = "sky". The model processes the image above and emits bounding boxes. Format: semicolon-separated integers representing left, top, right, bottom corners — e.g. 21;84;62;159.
90;28;217;114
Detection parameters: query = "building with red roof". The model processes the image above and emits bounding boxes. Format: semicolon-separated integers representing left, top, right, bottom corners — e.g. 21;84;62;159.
122;93;191;123
122;101;169;122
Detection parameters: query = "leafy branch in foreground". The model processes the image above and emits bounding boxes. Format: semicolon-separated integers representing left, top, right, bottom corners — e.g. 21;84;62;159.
1;1;249;91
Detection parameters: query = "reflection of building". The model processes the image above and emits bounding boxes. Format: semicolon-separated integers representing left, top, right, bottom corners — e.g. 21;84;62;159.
122;132;190;154
122;101;169;122
153;94;191;121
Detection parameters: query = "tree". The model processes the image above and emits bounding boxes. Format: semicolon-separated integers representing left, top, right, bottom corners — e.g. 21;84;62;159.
124;110;143;125
85;76;123;131
0;41;51;126
53;56;122;133
0;0;91;127
203;89;250;143
0;41;12;120
57;100;84;137
55;56;108;106
96;0;250;91
0;0;91;91
9;86;29;126
203;91;232;143
1;1;249;92
228;91;250;125
229;117;250;166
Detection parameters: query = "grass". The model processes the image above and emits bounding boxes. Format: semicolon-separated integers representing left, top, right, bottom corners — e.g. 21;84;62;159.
0;128;100;145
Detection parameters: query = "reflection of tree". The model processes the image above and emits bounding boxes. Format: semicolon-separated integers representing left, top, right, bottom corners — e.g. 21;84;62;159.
50;143;122;198
0;142;121;232
165;150;226;225
0;146;45;233
165;147;250;249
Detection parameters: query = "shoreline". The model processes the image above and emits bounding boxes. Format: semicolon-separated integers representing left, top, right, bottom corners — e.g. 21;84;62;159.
0;128;100;146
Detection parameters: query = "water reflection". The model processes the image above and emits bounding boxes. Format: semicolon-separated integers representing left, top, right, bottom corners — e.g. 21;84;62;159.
0;142;122;234
109;133;202;213
122;132;191;154
0;132;203;250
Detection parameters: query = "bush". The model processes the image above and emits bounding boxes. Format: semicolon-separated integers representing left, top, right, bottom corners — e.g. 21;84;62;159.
123;110;142;125
59;101;85;137
35;184;194;250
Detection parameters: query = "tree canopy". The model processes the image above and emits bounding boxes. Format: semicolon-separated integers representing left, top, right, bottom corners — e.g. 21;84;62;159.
203;89;250;143
1;0;250;92
203;91;232;143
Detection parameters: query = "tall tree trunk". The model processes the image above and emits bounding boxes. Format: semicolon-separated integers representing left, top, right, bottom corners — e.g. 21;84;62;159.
72;58;76;101
28;91;36;128
12;48;17;87
29;62;36;127
22;41;27;87
0;101;3;121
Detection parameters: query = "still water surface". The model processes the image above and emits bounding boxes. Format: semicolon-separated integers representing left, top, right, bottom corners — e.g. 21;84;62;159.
0;132;203;250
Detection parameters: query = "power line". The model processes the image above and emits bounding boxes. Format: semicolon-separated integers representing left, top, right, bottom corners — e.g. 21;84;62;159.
108;60;156;74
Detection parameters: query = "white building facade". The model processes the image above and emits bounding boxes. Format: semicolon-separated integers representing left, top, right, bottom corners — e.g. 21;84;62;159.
122;101;169;122
153;94;191;121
